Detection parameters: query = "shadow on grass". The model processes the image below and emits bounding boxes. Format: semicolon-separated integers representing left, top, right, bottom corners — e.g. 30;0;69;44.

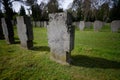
31;46;50;52
14;37;20;44
71;55;120;69
14;37;19;40
33;42;37;44
14;41;37;45
14;41;20;44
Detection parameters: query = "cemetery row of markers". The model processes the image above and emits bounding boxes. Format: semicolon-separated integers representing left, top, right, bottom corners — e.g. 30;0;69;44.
0;12;120;65
32;20;120;32
73;21;120;32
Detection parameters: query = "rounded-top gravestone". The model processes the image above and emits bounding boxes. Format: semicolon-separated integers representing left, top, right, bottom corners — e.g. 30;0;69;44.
85;22;92;28
93;20;104;31
79;21;85;31
111;20;120;32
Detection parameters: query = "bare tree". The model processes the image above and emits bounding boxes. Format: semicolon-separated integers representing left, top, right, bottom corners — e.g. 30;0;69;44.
46;0;59;13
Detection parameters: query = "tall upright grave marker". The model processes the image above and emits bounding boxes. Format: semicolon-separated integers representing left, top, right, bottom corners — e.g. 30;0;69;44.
16;16;33;49
47;12;75;65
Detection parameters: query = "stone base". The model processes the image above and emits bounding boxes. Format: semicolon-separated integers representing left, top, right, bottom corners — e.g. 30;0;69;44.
21;40;33;49
50;52;71;65
27;40;33;49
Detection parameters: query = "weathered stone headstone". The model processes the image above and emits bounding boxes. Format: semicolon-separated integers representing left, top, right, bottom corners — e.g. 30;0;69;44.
111;20;120;32
85;22;92;28
44;21;46;27
47;12;75;65
44;21;48;28
36;21;40;27
79;21;85;31
40;21;44;27
0;19;4;39
1;18;14;44
93;20;104;31
16;16;33;49
11;20;16;26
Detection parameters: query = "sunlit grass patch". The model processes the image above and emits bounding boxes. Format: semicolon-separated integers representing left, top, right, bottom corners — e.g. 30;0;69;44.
0;27;120;80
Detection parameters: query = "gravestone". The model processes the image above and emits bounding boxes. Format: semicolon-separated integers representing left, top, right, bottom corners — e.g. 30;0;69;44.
1;18;14;44
0;19;4;39
47;12;75;65
32;21;35;27
11;20;16;26
111;20;120;32
93;20;104;31
85;22;92;28
36;21;40;27
16;16;33;49
79;21;85;31
40;21;44;27
44;21;48;28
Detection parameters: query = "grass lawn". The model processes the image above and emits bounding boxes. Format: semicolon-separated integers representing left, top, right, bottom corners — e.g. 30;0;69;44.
0;25;120;80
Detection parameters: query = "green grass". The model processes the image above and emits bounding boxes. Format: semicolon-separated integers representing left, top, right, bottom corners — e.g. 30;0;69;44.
0;26;120;80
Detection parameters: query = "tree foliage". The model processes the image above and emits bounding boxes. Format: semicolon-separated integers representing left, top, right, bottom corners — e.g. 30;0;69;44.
95;2;109;21
19;6;26;16
40;2;49;21
71;0;93;21
31;3;42;21
71;0;120;21
24;0;37;6
110;0;120;21
0;0;15;19
72;0;83;21
0;10;3;18
46;0;59;13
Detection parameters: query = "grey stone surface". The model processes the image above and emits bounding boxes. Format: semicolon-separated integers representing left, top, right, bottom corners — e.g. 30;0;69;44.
0;19;4;39
111;20;120;32
40;21;44;27
79;21;85;31
16;16;33;49
36;21;40;27
85;22;92;28
1;18;14;44
47;12;75;65
93;20;104;31
44;21;48;27
11;20;16;26
32;21;35;27
44;21;46;27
